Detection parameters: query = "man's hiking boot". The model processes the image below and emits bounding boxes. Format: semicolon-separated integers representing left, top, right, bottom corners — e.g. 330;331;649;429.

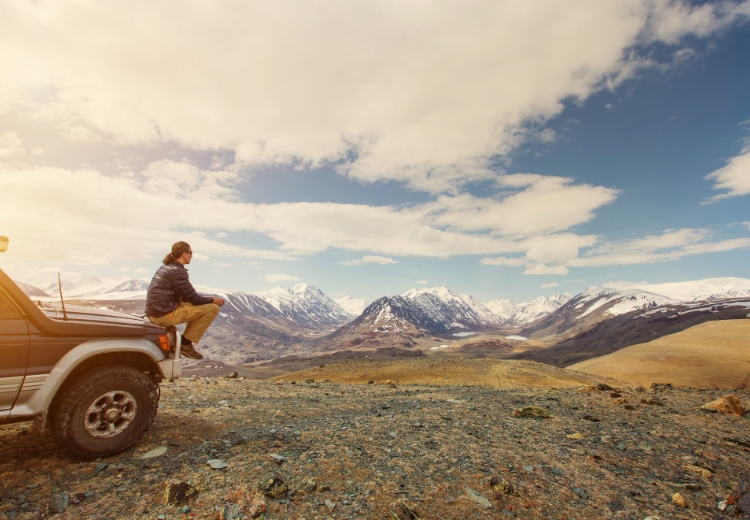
181;342;203;360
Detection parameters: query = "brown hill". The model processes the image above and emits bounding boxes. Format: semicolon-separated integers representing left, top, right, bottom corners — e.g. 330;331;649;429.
568;320;750;389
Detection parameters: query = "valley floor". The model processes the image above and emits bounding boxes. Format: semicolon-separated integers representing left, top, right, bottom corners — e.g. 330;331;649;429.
0;378;748;519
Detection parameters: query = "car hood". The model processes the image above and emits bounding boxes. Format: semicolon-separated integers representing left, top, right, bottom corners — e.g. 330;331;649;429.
40;303;163;334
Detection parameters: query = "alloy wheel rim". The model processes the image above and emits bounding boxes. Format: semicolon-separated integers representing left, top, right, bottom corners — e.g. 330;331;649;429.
84;391;137;438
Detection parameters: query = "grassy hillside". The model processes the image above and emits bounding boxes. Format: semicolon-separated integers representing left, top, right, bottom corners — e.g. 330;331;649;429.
272;357;621;389
568;319;750;389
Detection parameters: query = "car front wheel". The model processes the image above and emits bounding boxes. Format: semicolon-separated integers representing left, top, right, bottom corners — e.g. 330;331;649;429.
50;365;159;459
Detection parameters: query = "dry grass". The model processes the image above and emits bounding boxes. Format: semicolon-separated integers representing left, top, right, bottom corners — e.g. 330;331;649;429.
569;319;750;389
272;357;623;389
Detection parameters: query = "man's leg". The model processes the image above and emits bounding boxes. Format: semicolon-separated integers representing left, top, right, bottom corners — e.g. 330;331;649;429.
179;302;221;344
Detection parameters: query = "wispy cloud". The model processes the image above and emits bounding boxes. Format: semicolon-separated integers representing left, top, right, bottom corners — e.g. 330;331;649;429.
540;282;559;288
264;274;299;283
416;280;429;285
341;255;399;266
704;148;750;202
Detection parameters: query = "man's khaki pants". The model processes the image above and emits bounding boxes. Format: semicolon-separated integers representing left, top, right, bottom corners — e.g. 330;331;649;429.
149;302;220;344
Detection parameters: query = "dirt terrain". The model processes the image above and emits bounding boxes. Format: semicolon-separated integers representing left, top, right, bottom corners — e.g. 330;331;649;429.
1;361;749;519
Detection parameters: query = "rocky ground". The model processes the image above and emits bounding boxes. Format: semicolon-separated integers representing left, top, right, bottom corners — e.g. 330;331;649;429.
1;374;749;519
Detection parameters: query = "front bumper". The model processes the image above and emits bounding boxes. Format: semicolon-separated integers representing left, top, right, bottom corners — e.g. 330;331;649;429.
158;358;183;381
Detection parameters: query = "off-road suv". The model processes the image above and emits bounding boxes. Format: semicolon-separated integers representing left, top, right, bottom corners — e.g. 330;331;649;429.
0;267;183;459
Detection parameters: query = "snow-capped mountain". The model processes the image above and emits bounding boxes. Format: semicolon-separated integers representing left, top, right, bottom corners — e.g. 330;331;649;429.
328;286;503;344
256;283;352;327
602;277;750;302
519;277;750;343
42;275;149;300
401;286;503;328
335;295;370;316
15;281;50;297
485;293;573;325
485;299;518;322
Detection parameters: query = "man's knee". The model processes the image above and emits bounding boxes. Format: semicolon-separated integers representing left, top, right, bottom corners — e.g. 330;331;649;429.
208;303;220;317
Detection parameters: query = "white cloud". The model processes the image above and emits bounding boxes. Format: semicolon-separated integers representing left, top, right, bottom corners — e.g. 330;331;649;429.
422;176;618;236
264;273;300;283
133;267;150;275
0;131;25;157
1;2;747;192
480;256;526;267
704;148;750;202
540;282;559;288
743;222;750;230
524;264;569;275
341;255;399;266
216;232;227;238
571;229;750;266
416;280;429;285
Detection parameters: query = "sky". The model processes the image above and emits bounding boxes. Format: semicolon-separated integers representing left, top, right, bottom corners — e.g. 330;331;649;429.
1;0;749;304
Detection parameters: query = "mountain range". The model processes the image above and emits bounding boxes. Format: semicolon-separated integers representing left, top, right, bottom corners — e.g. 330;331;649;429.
18;275;750;367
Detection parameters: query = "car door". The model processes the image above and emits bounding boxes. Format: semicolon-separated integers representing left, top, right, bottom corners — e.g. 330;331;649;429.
0;288;30;411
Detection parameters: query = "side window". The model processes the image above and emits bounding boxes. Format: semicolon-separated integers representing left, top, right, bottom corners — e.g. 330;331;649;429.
0;290;23;320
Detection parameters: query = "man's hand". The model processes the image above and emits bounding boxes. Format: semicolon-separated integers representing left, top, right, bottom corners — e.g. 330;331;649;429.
213;297;225;306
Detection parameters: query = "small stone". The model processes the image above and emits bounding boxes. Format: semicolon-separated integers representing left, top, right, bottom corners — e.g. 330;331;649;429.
701;394;745;415
490;476;520;495
142;446;168;459
225;371;238;379
303;378;315;384
572;487;588;500
523;466;534;473
465;487;493;508
388;498;421;519
672;492;687;508
566;432;584;440
513;406;550;419
600;435;613;444
177;505;191;514
683;465;712;478
48;493;70;515
345;480;357;494
303;478;317;493
268;453;285;464
641;397;663;406
219;504;242;520
165;480;199;505
718;499;728;511
257;475;288;498
325;498;336;511
207;459;228;470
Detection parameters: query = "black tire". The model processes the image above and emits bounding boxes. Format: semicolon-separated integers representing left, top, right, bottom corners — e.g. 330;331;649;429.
50;365;159;459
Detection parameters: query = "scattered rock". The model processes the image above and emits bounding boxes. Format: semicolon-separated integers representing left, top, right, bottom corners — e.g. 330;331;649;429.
303;378;315;384
325;498;336;511
165;480;199;505
225;371;239;379
388;498;421;519
303;478;317;493
641;397;663;406
589;382;615;391
141;446;168;459
207;459;228;470
513;406;550;419
219;503;242;520
465;486;493;508
489;476;520;496
48;493;70;515
257;475;288;498
730;476;750;515
700;394;745;415
572;487;588;499
268;453;285;464
94;462;109;474
672;492;687;508
566;432;584;440
684;465;712;478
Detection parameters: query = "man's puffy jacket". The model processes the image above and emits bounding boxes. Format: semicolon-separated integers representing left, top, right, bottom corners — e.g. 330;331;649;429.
145;262;214;317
